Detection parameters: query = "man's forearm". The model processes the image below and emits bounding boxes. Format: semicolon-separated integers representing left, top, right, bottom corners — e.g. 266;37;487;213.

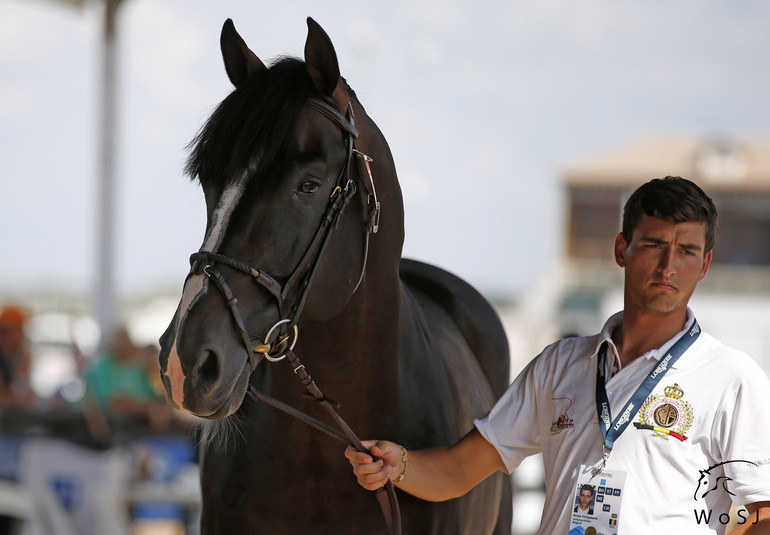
728;503;770;535
396;429;505;502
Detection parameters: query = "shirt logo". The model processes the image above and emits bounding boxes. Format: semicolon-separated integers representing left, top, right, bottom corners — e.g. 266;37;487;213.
551;397;575;435
634;383;694;441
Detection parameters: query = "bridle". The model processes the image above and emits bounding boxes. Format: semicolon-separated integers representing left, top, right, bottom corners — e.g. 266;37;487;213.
186;97;401;534
189;98;378;362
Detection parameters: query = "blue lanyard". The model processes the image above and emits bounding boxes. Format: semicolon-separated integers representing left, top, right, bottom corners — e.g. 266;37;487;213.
595;318;701;454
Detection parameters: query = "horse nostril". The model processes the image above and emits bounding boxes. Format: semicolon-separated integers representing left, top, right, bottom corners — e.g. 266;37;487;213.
197;349;220;385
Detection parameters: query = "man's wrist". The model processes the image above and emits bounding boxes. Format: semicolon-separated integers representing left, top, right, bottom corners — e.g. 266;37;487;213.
392;444;408;485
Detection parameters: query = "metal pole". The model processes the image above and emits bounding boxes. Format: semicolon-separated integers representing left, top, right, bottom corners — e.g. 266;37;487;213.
96;0;122;350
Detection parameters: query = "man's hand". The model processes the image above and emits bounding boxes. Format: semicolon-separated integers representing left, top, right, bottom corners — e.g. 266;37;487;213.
345;440;403;491
344;429;505;502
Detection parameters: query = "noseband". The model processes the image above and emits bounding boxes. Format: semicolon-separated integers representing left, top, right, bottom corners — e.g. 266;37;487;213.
186;98;400;534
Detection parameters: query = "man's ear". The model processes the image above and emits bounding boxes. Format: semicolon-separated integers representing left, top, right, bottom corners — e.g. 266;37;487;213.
698;250;713;282
614;232;627;268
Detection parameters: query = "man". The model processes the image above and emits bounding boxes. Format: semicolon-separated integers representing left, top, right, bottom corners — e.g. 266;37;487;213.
346;177;770;534
574;484;595;515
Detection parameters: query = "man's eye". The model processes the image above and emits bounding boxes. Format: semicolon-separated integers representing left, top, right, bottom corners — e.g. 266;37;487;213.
299;181;320;194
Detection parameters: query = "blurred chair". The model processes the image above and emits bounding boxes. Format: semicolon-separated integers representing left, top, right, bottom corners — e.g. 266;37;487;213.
0;480;33;529
17;438;130;535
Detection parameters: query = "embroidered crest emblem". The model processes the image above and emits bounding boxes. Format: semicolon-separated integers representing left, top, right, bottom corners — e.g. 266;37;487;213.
633;383;694;442
551;397;574;435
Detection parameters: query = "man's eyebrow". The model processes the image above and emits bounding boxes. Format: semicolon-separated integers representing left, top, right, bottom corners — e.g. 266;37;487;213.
639;236;703;251
639;236;666;244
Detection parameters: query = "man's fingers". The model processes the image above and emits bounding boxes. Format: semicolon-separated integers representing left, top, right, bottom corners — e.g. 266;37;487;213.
359;466;392;490
368;444;387;458
354;458;384;475
345;445;372;463
345;441;396;491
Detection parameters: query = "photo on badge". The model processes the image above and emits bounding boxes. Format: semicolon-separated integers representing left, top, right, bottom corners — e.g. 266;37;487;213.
573;483;597;516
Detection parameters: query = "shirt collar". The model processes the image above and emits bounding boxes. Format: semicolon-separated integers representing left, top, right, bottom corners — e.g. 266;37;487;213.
590;308;696;367
590;311;622;360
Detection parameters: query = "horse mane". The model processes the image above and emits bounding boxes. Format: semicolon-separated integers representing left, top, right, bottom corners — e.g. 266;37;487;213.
185;56;359;190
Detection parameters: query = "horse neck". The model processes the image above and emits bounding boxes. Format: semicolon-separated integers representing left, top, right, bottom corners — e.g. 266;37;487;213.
297;262;401;370
339;101;406;359
288;183;403;416
353;98;404;252
261;102;406;417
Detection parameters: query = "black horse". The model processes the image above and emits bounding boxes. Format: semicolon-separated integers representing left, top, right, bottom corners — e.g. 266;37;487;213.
159;17;511;535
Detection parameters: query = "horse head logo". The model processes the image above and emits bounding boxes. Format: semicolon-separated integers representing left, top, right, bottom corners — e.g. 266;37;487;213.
694;460;758;501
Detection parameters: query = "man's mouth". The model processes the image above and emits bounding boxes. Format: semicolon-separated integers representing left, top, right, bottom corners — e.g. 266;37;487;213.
652;280;677;291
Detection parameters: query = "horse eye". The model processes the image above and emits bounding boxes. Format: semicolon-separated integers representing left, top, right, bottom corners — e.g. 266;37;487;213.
299;181;320;195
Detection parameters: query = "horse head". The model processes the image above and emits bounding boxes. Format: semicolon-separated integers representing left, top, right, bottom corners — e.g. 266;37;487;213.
159;18;402;419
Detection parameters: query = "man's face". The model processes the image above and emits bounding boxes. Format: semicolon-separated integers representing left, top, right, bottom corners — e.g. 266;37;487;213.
615;215;712;317
579;489;593;510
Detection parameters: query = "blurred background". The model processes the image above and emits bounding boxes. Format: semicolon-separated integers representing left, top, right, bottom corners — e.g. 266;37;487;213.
1;0;769;533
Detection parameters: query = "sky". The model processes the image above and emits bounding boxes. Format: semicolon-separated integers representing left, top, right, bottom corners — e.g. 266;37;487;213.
2;0;770;309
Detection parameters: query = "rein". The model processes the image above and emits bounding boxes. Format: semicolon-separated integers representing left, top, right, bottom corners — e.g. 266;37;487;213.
188;98;400;535
246;351;401;535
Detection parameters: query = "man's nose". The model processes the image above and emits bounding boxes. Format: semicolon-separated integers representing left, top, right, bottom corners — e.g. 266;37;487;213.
658;246;677;276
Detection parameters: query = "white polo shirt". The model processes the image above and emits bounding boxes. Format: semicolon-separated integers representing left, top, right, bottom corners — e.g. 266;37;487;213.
475;309;770;534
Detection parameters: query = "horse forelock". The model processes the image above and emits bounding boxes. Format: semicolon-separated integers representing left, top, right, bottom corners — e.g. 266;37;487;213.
185;57;362;193
185;56;314;192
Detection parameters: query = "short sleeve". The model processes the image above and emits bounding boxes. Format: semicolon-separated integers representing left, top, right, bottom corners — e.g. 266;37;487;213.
718;361;770;505
475;355;544;473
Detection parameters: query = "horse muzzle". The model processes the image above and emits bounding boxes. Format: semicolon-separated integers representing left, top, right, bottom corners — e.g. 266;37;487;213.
159;321;254;419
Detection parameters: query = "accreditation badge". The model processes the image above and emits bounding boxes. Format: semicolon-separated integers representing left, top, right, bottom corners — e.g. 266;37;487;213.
568;464;627;535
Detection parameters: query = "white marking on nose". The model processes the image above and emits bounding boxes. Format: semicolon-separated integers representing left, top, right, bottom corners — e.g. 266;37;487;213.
203;175;249;252
179;174;248;320
166;342;189;410
165;173;250;403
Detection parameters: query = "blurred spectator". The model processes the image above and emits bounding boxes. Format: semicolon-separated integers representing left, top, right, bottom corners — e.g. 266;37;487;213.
0;306;35;535
0;305;36;406
83;327;172;439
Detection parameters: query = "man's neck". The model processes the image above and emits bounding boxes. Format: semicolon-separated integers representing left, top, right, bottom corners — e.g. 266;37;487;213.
611;309;688;368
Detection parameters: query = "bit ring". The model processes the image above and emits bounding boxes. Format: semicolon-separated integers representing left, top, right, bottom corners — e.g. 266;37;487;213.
259;319;298;362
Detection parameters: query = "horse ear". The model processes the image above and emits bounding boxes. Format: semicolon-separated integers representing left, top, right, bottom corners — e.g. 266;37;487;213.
304;17;348;112
220;19;266;88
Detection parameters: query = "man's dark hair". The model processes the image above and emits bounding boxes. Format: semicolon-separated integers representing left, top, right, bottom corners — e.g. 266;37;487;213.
580;484;594;496
622;176;718;253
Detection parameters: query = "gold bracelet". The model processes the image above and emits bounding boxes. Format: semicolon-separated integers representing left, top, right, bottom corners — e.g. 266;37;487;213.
392;444;408;485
